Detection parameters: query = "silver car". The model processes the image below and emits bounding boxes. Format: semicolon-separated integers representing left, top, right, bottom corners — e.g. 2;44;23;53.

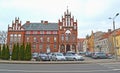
51;52;66;61
65;53;84;61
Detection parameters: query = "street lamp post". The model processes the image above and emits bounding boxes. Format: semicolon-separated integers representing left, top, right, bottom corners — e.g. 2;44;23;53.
109;13;119;60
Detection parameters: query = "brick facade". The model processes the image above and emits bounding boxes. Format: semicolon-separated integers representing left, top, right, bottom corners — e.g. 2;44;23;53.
7;9;78;53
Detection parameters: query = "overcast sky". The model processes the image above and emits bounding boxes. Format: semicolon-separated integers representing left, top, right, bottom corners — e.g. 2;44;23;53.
0;0;120;38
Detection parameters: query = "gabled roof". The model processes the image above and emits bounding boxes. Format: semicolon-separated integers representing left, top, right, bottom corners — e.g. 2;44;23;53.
116;30;120;36
78;38;85;42
22;23;58;31
100;32;111;40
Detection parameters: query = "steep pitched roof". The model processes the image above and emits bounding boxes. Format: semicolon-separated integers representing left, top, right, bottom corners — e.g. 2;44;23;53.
22;23;58;31
78;38;85;43
100;32;111;40
116;30;120;36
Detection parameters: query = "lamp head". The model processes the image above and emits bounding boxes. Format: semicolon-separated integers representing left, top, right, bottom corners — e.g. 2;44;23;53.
116;13;119;16
108;17;112;19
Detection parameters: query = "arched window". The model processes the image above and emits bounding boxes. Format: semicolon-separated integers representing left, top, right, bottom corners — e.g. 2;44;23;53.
66;34;69;41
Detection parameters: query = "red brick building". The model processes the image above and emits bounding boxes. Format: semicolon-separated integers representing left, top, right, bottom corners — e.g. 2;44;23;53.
7;9;78;53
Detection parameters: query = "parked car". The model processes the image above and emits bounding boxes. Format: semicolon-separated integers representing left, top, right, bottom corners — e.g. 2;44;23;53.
79;52;86;56
36;53;50;61
85;52;92;57
65;53;84;61
51;52;66;61
32;52;39;60
92;52;107;59
106;53;114;59
47;52;53;61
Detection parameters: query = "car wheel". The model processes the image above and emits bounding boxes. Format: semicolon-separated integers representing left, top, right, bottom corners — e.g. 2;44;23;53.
73;58;76;61
50;58;52;61
55;58;58;61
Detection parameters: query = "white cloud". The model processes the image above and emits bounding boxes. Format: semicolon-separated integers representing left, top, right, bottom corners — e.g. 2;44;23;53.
84;0;109;17
0;0;120;38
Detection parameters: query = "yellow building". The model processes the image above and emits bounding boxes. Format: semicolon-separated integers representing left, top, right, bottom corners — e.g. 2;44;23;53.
115;30;120;56
87;31;94;52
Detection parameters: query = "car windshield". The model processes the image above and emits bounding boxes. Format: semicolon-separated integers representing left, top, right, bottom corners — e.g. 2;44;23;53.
96;52;106;55
56;53;63;56
32;53;38;56
40;53;47;56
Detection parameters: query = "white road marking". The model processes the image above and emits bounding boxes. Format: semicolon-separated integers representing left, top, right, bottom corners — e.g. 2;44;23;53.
0;69;116;73
113;69;120;71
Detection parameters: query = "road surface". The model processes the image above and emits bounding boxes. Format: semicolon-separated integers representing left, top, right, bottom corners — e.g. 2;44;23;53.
0;62;120;73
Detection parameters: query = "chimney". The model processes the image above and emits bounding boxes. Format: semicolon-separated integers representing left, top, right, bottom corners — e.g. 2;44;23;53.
44;21;48;24
26;21;30;25
108;29;111;33
41;20;44;23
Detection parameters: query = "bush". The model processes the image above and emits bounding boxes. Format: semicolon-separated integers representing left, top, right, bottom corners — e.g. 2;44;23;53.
0;45;1;59
1;44;6;60
11;44;18;60
19;44;25;60
5;45;10;60
24;43;32;61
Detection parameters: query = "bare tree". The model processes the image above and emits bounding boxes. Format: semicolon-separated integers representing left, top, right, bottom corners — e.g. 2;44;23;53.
0;31;7;44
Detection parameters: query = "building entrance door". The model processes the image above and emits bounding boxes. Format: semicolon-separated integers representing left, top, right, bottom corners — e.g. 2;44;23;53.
66;44;70;52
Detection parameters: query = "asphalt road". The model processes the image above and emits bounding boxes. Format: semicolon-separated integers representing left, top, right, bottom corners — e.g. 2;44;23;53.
0;62;120;73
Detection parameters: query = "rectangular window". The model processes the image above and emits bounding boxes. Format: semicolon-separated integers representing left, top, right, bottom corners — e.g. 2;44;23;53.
9;44;12;49
10;37;13;42
47;37;50;42
47;31;51;34
33;44;36;49
53;31;57;34
40;37;43;42
14;34;17;42
61;34;64;41
117;39;119;45
39;44;43;49
26;37;29;42
47;44;50;49
66;34;68;41
33;31;37;34
18;34;21;43
33;37;37;42
26;31;30;34
54;44;56;49
54;37;56;42
40;31;44;34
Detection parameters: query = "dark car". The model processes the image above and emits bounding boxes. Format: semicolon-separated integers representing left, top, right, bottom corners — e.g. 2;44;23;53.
92;52;107;59
85;52;92;57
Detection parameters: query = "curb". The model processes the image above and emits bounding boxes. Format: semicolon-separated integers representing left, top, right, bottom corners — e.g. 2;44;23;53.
0;59;119;64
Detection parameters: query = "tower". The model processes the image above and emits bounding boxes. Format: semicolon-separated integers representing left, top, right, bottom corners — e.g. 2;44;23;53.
58;9;78;53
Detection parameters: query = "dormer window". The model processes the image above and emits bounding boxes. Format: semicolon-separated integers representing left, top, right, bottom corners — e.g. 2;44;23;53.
60;26;62;29
74;26;76;30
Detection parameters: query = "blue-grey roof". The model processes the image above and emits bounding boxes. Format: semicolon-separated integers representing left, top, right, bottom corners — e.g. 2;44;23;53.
22;23;58;30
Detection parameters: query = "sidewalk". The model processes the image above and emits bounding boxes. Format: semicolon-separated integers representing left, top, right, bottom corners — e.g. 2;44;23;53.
0;58;120;64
